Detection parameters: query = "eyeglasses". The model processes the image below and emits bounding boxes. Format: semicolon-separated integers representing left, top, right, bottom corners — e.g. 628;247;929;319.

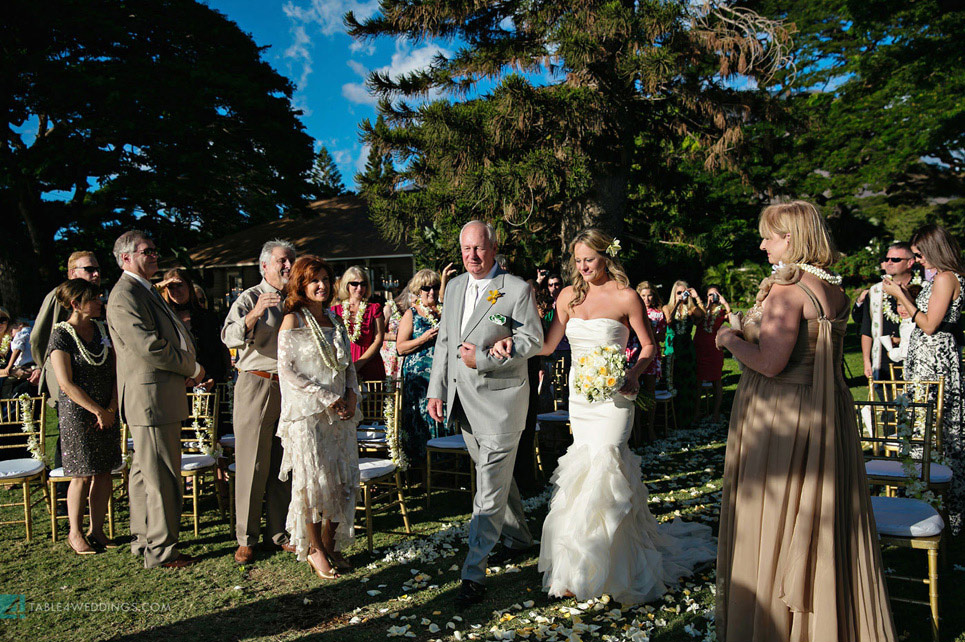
347;281;366;288
420;285;440;293
914;252;923;259
74;266;101;273
133;248;159;257
883;257;911;263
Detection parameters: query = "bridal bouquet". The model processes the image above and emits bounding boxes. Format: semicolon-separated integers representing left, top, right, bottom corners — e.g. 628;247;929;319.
573;344;627;403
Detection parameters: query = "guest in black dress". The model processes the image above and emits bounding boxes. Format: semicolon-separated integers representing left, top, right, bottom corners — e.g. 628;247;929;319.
48;279;120;554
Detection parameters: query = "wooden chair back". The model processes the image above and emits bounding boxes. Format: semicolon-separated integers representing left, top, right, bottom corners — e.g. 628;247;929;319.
0;395;47;461
182;390;220;454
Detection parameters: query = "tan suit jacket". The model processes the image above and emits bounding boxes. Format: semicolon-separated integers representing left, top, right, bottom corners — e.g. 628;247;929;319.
107;273;198;426
30;287;68;404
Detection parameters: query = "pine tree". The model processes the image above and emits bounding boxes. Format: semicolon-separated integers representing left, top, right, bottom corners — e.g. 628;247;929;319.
309;146;346;199
347;0;793;265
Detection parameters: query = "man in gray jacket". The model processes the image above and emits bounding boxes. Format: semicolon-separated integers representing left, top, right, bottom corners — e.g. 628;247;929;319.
428;220;543;607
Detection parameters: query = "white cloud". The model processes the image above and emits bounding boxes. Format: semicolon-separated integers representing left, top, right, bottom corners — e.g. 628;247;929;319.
356;143;372;173
282;0;381;90
341;40;450;106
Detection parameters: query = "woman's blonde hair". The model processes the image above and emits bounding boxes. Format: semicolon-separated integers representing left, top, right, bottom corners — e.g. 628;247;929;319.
407;269;441;296
335;265;370;303
635;281;663;308
567;228;630;309
758;200;840;268
911;224;965;276
667;280;696;318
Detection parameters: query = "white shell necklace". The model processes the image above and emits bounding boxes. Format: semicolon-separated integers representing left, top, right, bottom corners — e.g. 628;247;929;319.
302;309;348;373
416;301;442;328
55;320;109;366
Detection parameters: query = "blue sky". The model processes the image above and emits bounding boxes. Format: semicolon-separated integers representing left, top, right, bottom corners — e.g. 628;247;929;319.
202;0;455;190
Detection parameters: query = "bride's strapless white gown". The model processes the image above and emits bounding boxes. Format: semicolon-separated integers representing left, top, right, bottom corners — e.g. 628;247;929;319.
538;318;716;604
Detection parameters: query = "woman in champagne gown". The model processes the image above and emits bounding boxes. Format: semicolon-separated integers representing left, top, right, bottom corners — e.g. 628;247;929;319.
509;229;716;604
715;201;896;642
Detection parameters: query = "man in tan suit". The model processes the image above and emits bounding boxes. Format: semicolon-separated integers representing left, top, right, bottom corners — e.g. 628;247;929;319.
221;239;295;564
107;230;204;569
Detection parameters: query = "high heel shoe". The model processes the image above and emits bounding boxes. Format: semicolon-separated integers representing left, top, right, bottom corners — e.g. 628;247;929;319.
327;553;353;573
307;554;338;580
68;535;97;556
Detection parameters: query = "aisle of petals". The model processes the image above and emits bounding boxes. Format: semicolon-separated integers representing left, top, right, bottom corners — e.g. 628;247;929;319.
347;422;728;641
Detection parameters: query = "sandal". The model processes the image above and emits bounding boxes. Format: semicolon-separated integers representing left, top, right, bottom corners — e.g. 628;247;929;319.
307;554;339;580
68;534;97;556
327;553;353;573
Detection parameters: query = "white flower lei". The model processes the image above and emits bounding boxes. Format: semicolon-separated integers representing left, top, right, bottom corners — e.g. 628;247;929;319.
341;301;368;344
882;272;923;325
416;301;442;328
54;320;109;366
17;393;50;465
791;263;843;285
383;382;408;471
190;387;222;459
304;309;349;372
0;334;10;357
386;298;402;326
894;391;945;509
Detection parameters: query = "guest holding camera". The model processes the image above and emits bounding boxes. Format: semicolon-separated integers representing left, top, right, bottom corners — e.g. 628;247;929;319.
883;223;965;534
694;286;731;424
49;279;120;554
663;281;703;427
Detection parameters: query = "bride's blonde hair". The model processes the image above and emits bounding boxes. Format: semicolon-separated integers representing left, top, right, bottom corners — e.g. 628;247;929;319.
567;228;629;310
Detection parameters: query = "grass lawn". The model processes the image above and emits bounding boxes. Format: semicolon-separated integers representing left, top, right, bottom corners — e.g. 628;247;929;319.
2;324;964;641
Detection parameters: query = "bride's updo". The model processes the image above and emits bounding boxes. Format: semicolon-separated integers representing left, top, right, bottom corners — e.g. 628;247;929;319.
567;228;630;309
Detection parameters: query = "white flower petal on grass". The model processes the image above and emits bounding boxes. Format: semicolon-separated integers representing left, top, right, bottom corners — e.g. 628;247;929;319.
367;589;382;596
428;623;441;633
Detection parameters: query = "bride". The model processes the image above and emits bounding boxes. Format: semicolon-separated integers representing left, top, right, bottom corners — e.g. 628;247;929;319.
496;229;715;603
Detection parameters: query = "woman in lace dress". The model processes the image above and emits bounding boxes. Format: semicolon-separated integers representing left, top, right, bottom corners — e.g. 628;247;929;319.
278;255;361;580
884;223;965;533
715;202;895;642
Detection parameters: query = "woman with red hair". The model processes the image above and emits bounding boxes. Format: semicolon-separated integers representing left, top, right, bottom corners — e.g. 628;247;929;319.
277;255;360;580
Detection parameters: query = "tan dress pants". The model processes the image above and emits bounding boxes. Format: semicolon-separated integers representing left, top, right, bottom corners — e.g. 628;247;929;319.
129;422;182;568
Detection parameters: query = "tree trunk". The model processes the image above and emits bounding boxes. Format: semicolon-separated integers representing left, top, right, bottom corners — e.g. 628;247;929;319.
561;164;629;252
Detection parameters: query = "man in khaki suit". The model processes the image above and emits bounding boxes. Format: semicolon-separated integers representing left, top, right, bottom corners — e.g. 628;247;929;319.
107;230;204;569
221;239;295;564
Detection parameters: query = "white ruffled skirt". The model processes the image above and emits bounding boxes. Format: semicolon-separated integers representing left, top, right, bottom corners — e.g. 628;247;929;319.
539;389;716;604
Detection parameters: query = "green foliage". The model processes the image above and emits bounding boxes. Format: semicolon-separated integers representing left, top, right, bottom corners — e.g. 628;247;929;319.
2;0;315;308
349;0;793;272
309;146;346;199
702;260;770;308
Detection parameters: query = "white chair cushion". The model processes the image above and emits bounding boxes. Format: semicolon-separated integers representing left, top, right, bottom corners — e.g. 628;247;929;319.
426;434;468;450
181;453;216;471
228;462;236;473
111;462;127;475
866;459;953;484
0;458;44;479
871;496;944;538
48;466;67;479
357;425;387;442
126;437;135;451
701;381;714;388
536;410;570;422
655;389;677;400
359;457;397;482
218;434;235;448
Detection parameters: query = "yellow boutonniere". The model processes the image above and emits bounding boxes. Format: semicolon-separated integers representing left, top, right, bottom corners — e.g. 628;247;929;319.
486;289;503;305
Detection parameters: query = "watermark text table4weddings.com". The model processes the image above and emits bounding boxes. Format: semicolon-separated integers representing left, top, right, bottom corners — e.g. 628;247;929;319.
1;594;171;619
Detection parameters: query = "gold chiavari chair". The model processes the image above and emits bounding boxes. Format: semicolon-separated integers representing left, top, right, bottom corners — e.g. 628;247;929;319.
0;394;49;541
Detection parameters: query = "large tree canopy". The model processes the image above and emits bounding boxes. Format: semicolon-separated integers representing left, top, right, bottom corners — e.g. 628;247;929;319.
1;0;315;311
348;0;793;268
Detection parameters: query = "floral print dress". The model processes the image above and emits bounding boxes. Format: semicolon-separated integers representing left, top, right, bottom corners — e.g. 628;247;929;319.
904;273;965;533
400;309;451;462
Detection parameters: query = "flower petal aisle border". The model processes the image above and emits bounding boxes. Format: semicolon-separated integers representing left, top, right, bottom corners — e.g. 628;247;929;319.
349;423;727;642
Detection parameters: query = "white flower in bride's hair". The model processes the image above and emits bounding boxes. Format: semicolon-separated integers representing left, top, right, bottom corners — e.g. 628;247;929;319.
605;238;621;257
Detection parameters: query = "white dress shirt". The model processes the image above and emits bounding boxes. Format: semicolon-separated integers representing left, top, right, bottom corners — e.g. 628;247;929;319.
461;264;499;333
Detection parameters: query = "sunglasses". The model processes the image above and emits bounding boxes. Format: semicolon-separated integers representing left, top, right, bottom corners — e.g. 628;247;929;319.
74;266;101;273
0;318;8;324
133;248;159;257
420;285;440;293
883;257;911;263
347;281;366;288
914;252;923;259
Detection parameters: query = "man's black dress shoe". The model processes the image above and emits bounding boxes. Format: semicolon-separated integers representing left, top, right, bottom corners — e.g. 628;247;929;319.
487;544;535;567
455;579;487;608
